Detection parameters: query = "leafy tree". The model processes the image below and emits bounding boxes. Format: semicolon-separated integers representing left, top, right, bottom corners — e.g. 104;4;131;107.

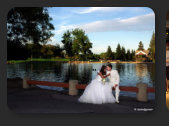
25;43;34;59
53;44;63;57
137;41;144;50
61;30;74;59
7;40;28;60
148;32;155;62
100;52;107;60
91;54;100;61
7;7;54;60
40;44;53;58
72;28;92;60
31;43;42;58
7;7;54;44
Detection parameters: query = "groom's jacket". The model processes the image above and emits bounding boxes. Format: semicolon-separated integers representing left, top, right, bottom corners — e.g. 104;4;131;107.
107;70;120;87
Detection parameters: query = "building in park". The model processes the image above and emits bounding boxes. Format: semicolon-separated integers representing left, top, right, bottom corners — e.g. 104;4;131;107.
135;50;150;62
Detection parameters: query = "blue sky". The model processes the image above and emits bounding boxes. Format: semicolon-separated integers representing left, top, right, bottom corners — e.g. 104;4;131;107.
47;7;155;54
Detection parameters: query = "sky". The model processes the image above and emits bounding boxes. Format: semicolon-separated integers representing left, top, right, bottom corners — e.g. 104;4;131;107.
47;7;155;54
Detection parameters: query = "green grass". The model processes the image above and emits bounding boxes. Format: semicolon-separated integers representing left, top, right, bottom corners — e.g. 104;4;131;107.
7;58;70;64
28;58;70;62
7;60;30;64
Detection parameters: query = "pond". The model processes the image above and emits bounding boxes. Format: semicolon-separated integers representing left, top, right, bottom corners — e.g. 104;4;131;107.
7;61;155;99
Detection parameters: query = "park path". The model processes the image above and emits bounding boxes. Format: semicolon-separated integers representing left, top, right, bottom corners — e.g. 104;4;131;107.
7;79;154;113
8;88;154;113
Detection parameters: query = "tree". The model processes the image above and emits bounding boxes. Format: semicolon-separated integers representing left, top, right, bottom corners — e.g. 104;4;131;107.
126;49;131;61
121;46;126;61
61;30;74;59
7;7;54;60
131;50;136;61
106;46;113;60
40;44;53;58
115;43;122;60
25;43;34;59
137;41;144;50
148;32;155;62
7;40;28;60
72;28;92;60
100;52;106;60
7;7;54;44
91;54;100;61
53;44;63;57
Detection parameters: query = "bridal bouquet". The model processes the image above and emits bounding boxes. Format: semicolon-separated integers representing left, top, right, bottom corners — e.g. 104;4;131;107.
101;78;106;85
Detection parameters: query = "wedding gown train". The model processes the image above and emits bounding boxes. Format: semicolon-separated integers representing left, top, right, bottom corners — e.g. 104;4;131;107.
78;74;116;104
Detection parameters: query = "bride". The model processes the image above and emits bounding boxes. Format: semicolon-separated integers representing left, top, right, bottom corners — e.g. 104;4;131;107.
78;65;116;104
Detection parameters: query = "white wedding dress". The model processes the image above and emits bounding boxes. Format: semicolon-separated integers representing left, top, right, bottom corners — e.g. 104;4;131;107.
78;73;116;104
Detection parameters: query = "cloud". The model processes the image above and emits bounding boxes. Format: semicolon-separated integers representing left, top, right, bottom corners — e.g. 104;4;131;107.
75;7;152;14
76;7;124;14
54;13;155;35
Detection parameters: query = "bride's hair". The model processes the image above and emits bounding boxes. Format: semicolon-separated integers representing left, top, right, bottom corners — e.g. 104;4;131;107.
100;65;106;75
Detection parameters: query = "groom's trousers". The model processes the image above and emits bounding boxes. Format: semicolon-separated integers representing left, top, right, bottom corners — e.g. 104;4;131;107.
115;85;120;101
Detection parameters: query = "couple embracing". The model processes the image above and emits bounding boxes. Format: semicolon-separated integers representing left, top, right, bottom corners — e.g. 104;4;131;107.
78;64;120;104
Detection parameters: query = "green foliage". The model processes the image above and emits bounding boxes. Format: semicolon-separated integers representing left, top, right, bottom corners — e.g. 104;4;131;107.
137;41;144;50
99;44;134;61
126;49;131;61
62;28;93;61
7;7;54;44
100;52;107;60
7;58;70;64
131;50;136;61
61;30;73;59
148;32;155;62
25;43;63;59
121;46;126;61
91;54;100;61
115;44;122;60
7;7;54;60
105;46;113;60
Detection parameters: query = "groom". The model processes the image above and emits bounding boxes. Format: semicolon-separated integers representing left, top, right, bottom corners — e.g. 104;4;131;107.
106;64;120;103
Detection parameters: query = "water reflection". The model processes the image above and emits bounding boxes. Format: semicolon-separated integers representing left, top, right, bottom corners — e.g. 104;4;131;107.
7;62;155;98
8;62;155;87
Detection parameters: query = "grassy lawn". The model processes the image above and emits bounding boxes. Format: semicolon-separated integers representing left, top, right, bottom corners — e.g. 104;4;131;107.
7;58;70;64
29;58;70;62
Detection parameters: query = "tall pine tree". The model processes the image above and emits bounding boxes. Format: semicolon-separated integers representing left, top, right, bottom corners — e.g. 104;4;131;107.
121;46;126;61
137;41;144;50
148;32;155;62
106;46;113;60
115;43;121;60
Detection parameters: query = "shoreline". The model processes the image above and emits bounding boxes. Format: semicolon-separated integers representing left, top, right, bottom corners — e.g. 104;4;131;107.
7;59;155;64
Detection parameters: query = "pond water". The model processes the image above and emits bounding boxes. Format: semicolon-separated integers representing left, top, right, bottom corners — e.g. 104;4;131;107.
7;61;155;99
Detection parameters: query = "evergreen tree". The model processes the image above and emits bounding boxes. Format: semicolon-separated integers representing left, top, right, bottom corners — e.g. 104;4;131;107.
126;49;131;61
115;43;121;60
148;32;155;62
131;50;135;61
138;41;144;50
106;46;113;60
121;46;126;61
